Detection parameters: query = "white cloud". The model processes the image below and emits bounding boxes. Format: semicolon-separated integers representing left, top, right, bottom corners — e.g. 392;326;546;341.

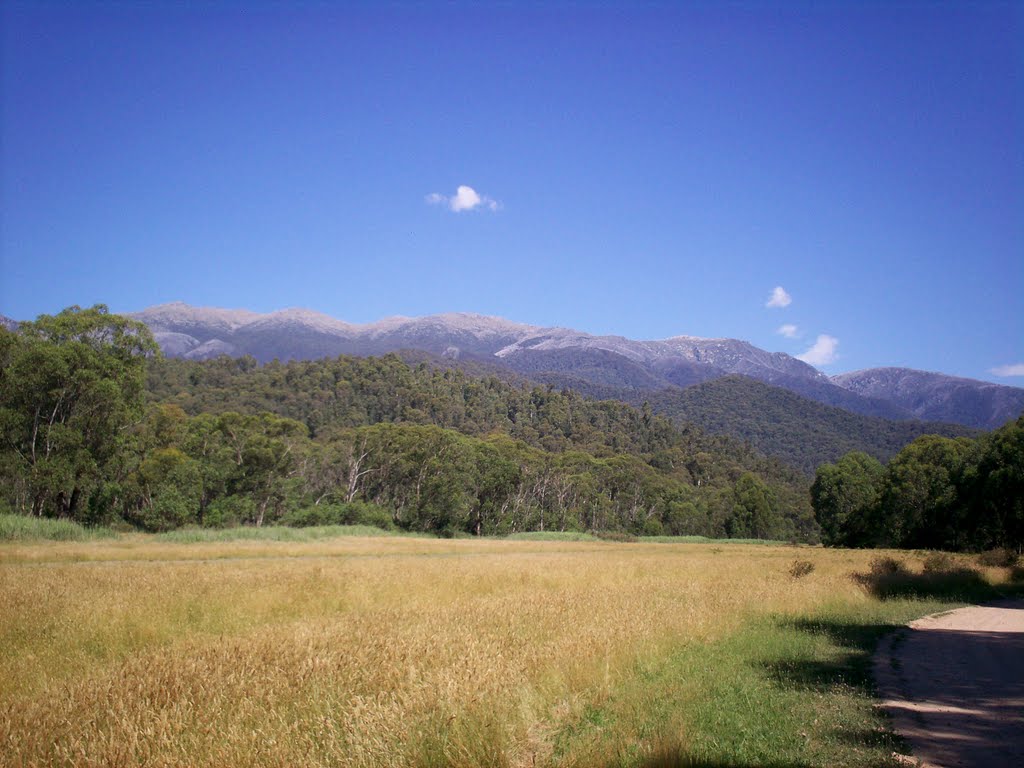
776;324;800;339
796;334;839;366
990;363;1024;377
451;185;482;212
425;185;500;213
765;286;792;308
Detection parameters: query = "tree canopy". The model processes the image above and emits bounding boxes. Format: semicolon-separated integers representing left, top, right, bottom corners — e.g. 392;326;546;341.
811;419;1023;551
0;306;157;521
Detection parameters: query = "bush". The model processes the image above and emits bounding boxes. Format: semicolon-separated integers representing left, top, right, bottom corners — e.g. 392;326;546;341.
922;552;957;573
868;556;907;577
128;490;197;532
642;517;665;537
789;560;815;579
594;531;637;543
280;505;337;527
856;555;992;602
202;496;254;528
281;502;394;531
977;548;1020;568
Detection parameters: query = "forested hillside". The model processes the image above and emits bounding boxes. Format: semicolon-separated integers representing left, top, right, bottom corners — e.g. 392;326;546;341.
142;353;815;538
642;376;977;474
498;372;977;474
1;308;818;541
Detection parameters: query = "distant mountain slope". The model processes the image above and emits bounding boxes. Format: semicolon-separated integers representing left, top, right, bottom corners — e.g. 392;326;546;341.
638;376;978;474
833;368;1024;430
499;348;687;390
506;371;975;473
130;303;1023;430
131;302;912;421
130;303;533;361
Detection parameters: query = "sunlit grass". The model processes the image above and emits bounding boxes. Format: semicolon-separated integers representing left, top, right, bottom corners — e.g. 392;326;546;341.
1;536;1017;767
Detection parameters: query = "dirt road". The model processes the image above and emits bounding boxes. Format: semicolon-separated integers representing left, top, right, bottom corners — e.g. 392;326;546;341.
874;601;1024;768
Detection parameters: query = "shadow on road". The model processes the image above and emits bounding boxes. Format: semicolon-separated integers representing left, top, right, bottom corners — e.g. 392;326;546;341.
876;617;1024;768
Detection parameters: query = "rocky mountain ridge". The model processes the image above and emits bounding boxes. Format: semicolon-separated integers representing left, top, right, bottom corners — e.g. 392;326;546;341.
110;302;1023;430
832;367;1024;430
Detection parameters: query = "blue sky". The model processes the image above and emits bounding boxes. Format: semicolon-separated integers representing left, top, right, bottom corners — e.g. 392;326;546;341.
2;1;1021;382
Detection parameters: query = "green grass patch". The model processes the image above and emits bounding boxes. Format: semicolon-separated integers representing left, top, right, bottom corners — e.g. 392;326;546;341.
154;524;429;544
0;513;116;542
504;531;599;541
553;597;971;768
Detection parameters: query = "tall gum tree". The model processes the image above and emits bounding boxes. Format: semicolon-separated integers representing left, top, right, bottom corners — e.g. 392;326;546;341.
0;305;158;520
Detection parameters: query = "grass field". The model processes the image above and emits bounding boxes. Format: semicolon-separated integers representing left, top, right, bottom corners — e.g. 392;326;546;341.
1;532;1018;767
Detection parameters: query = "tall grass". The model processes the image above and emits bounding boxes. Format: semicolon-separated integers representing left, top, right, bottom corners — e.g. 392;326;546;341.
1;538;1016;767
504;531;598;541
155;523;427;544
0;513;115;542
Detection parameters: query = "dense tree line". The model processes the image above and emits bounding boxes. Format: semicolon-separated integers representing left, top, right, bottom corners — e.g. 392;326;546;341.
1;308;818;540
811;420;1024;551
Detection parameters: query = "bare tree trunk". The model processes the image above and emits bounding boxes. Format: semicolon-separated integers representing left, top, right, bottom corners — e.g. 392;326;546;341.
345;441;373;503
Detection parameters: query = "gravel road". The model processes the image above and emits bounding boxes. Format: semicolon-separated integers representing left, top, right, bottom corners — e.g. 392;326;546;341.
874;601;1024;768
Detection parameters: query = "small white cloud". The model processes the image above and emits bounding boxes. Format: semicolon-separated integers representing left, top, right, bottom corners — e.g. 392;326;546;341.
765;286;792;308
425;185;500;213
777;324;800;339
451;185;481;212
990;363;1024;377
796;334;839;366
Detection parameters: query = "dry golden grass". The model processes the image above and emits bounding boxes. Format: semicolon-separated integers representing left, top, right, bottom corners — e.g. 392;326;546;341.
0;537;985;767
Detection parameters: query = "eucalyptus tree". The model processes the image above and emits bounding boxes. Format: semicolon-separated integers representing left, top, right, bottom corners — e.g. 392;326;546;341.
0;305;157;521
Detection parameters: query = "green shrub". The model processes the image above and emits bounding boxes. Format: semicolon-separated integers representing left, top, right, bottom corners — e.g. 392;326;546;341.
594;531;637;543
202;497;254;528
281;502;394;530
641;517;665;537
129;490;197;532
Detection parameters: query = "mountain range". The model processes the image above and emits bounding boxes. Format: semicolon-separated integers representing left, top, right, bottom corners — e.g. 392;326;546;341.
124;302;1024;431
